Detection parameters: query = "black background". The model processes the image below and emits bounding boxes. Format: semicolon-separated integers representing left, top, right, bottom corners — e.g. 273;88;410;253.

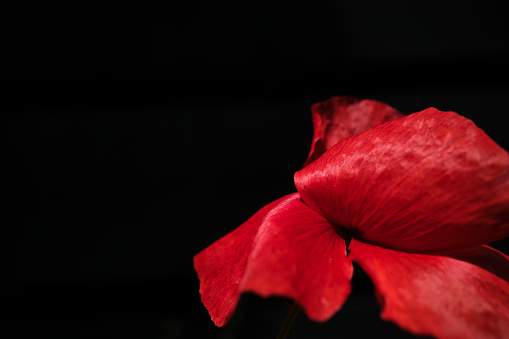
4;1;509;338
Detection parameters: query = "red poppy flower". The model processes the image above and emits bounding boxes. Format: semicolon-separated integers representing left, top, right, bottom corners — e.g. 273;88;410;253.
194;96;509;339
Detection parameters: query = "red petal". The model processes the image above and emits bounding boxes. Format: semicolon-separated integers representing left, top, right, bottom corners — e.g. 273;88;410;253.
349;239;509;339
304;96;403;166
295;108;509;252
194;193;353;326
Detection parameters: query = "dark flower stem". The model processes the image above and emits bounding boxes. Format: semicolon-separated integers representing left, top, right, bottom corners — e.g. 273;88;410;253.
276;301;301;339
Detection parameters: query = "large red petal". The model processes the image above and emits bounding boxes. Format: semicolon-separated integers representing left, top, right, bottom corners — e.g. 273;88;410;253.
295;108;509;252
349;239;509;339
194;193;353;326
304;96;403;166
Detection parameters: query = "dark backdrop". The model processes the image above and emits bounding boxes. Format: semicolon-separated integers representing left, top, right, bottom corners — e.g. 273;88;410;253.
4;1;509;338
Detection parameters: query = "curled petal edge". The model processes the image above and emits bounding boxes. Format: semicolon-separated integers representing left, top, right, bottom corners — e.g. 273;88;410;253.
304;96;403;166
194;193;353;326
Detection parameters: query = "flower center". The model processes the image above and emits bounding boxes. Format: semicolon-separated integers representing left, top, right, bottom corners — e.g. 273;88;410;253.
333;225;355;256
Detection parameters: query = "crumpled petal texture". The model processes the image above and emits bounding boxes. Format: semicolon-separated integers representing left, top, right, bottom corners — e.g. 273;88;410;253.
194;193;353;326
349;239;509;339
304;96;403;166
296;108;509;253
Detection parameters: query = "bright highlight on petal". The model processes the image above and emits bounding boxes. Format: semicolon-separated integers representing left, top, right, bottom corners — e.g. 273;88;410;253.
296;108;509;252
194;193;353;326
349;239;509;339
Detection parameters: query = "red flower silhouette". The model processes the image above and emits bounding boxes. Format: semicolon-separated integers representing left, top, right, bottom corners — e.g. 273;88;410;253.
194;96;509;339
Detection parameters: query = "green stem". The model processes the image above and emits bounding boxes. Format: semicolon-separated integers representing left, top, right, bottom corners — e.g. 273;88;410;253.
276;301;301;339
